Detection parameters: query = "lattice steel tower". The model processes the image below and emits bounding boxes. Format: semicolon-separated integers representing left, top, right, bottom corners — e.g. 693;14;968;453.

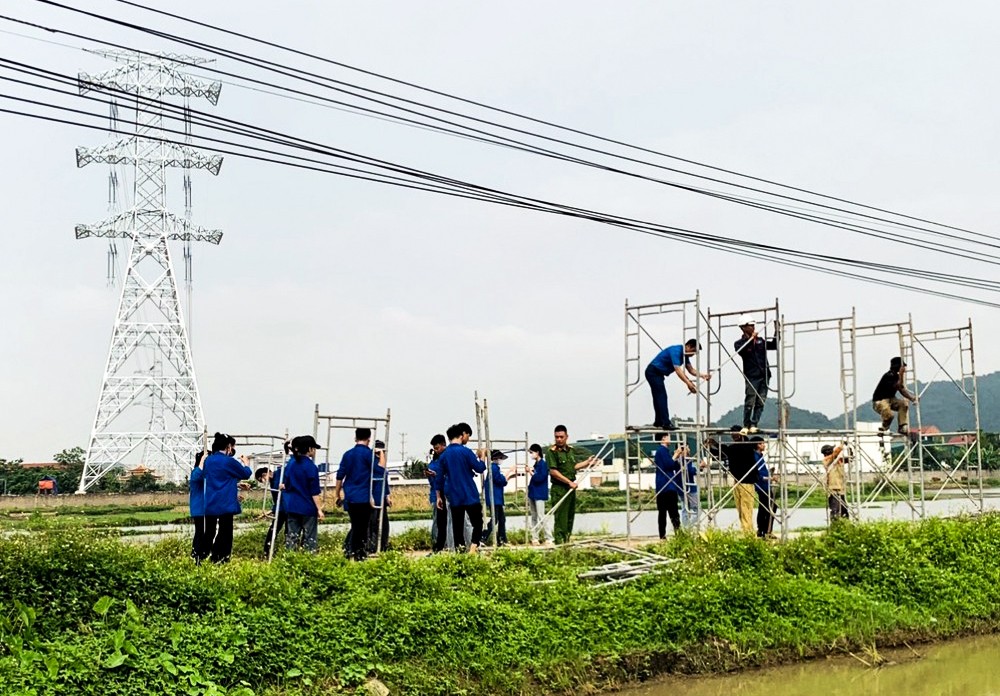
75;51;223;491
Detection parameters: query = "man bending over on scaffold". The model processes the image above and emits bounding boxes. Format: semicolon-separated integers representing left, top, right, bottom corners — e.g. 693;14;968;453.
872;356;918;436
638;339;709;431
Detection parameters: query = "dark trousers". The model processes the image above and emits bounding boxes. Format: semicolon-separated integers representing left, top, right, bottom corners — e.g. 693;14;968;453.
484;506;507;545
285;513;318;552
552;485;576;544
204;514;234;564
347;503;373;560
828;493;849;521
262;510;287;558
743;375;768;428
756;485;777;537
451;503;484;550
656;490;680;538
432;505;448;552
191;516;210;563
645;364;672;427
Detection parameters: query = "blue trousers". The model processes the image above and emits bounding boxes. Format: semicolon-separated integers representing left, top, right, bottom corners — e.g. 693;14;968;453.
645;364;672;427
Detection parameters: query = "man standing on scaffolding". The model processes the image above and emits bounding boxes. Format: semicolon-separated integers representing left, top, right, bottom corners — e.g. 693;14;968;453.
734;315;778;435
641;339;709;430
548;424;597;544
872;357;918;435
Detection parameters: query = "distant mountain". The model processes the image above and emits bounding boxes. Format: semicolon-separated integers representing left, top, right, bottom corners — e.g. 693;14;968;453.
713;371;1000;432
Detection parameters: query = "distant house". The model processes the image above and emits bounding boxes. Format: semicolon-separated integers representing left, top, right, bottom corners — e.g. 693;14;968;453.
123;465;162;481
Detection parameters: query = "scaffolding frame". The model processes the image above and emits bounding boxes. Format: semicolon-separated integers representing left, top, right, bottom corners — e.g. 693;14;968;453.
227;433;288;516
621;293;985;541
489;434;530;542
313;404;391;553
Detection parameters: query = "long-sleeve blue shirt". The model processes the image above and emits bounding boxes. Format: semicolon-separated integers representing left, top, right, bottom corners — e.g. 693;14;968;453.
435;443;486;507
372;462;391;505
283;455;321;516
189;466;205;517
654;445;682;494
268;464;285;512
427;455;441;505
754;451;771;493
336;443;374;505
202;452;252;516
483;462;508;508
527;459;550;501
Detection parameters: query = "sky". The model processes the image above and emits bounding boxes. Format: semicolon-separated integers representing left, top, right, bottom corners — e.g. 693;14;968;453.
1;1;998;463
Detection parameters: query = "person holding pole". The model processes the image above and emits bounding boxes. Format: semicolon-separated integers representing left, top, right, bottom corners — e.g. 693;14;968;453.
255;462;287;559
526;444;551;544
283;435;325;553
654;433;687;538
189;450;208;564
436;422;487;553
548;425;596;544
335;428;376;560
751;436;777;538
483;450;510;546
734;315;778;435
640;339;709;430
822;443;850;521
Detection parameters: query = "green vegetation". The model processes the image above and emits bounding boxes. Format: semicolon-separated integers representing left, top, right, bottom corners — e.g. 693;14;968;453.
3;515;1000;694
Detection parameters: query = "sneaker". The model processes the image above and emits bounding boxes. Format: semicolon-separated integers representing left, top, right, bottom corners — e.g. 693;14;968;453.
739;427;750;436
663;421;677;431
748;426;760;434
897;426;909;435
627;423;660;431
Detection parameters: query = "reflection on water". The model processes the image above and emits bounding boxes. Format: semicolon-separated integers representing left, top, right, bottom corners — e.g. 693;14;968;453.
620;634;1000;696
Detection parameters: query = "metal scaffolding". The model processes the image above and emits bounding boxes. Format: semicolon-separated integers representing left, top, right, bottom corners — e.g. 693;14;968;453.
622;292;985;541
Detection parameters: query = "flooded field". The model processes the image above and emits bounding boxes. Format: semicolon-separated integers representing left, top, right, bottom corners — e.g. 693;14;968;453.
619;634;1000;695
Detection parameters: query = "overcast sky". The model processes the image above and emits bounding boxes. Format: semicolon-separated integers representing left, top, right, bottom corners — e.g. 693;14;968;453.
1;1;997;463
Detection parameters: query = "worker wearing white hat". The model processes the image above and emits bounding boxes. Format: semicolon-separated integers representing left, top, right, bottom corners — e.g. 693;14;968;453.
734;314;778;434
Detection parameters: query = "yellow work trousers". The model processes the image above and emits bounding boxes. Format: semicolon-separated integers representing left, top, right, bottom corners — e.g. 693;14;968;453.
873;398;909;430
733;483;756;534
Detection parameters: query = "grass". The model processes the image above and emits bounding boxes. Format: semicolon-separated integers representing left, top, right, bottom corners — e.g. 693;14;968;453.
3;515;1000;694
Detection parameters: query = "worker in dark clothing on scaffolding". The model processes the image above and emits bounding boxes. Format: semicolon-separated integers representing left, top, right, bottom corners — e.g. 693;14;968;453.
705;426;758;535
734;314;778;435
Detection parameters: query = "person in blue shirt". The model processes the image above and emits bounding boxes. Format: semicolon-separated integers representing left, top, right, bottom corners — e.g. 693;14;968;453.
426;434;448;552
654;432;688;538
526;443;551;544
483;450;510;546
366;440;392;553
335;427;377;560
752;436;777;538
202;432;253;564
189;450;208;563
641;339;709;430
283;435;325;552
435;422;487;553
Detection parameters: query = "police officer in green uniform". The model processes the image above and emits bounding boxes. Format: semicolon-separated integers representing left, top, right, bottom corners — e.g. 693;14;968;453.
547;424;596;544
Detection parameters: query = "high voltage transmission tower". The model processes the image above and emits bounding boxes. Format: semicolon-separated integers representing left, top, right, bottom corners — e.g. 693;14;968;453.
74;50;223;491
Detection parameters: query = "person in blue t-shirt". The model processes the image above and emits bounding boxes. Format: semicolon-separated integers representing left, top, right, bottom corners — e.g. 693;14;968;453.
189;450;208;563
483;450;511;546
654;433;688;538
435;422;487;553
526;444;551;544
641;339;709;430
283;435;325;552
426;433;448;552
752;436;777;538
335;427;377;560
202;432;253;564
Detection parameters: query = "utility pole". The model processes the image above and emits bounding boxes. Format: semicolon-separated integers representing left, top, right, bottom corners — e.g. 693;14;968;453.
74;50;223;491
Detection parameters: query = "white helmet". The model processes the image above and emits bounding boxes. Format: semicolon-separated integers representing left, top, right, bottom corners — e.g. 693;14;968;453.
738;313;756;326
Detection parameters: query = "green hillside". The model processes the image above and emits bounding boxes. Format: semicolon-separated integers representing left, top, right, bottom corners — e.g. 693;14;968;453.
712;371;1000;431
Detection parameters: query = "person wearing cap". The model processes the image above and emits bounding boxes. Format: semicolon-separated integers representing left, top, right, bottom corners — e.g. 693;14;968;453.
704;426;758;534
751;436;777;538
734;314;778;435
426;434;449;552
547;424;597;544
366;439;391;553
526;444;551;544
483;450;510;546
640;339;709;430
654;433;687;538
872;357;918;435
435;422;487;552
283;435;325;552
335;428;377;560
202;432;253;563
822;443;849;521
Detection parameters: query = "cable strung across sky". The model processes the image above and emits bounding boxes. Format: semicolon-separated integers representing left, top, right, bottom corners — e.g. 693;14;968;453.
2;3;997;310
